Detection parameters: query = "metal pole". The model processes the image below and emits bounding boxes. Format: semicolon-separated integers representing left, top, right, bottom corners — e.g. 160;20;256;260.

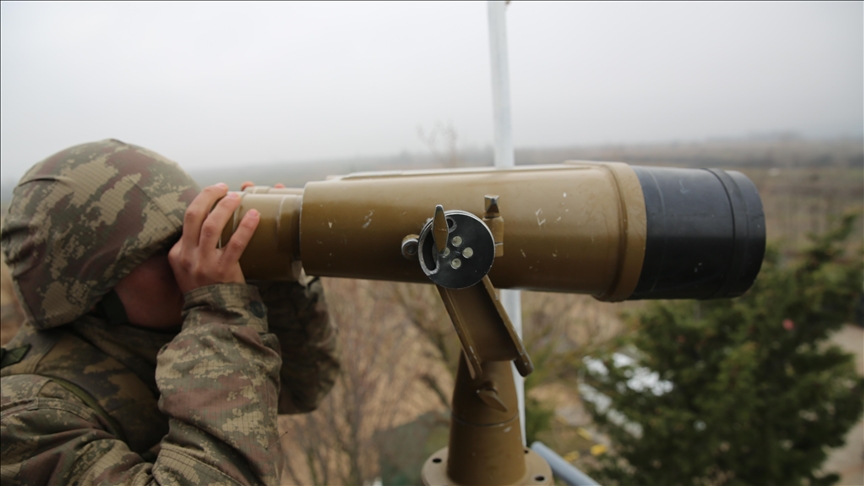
488;1;515;169
487;0;525;445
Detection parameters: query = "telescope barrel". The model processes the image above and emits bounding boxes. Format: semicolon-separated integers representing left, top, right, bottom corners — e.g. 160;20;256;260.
299;162;647;300
222;162;765;301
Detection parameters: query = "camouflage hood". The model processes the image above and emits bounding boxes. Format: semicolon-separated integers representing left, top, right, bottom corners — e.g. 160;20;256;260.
1;140;199;330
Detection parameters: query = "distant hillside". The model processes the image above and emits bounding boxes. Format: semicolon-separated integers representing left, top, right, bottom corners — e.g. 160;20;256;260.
515;136;864;169
186;135;863;190
2;136;861;202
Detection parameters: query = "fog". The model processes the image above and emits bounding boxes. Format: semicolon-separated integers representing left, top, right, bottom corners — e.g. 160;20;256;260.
1;2;861;184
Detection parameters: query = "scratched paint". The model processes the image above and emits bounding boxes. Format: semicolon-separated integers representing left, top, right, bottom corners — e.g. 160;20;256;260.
362;210;374;229
535;208;546;226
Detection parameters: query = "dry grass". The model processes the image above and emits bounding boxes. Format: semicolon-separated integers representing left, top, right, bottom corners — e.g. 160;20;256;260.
739;166;863;248
278;279;454;485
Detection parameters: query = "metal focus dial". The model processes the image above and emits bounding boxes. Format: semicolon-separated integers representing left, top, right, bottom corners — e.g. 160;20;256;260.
417;209;496;289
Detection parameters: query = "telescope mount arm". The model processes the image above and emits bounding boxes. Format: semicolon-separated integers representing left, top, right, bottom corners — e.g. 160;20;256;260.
407;203;553;486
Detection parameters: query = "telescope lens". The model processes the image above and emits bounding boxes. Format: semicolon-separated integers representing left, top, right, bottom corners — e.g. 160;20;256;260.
630;166;766;300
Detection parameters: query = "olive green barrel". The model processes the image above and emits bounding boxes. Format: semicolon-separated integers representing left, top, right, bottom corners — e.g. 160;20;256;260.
298;162;647;301
222;162;765;301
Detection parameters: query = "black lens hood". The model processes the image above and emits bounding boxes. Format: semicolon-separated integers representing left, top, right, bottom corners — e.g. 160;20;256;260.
630;166;766;300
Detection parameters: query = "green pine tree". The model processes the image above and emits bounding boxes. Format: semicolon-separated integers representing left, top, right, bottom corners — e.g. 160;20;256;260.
585;213;864;486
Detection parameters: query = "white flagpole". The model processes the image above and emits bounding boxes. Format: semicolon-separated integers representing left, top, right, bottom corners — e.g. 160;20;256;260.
487;0;525;445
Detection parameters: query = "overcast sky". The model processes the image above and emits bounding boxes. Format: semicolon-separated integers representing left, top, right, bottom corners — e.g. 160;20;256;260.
1;2;861;184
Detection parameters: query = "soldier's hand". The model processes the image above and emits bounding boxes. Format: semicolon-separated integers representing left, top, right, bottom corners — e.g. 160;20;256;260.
169;183;260;295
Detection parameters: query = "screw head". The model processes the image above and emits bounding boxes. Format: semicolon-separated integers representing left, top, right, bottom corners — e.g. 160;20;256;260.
484;195;500;216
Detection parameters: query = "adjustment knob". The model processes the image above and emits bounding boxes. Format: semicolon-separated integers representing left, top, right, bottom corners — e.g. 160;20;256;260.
417;210;495;289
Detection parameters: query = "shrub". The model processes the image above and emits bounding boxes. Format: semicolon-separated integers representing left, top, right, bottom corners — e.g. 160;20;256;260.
585;213;864;486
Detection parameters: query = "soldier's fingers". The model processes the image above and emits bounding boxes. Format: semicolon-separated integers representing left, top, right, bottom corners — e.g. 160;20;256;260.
200;191;241;250
183;184;228;249
221;209;260;264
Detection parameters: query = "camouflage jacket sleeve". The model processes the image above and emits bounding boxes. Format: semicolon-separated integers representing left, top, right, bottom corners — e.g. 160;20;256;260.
0;283;284;486
254;277;340;414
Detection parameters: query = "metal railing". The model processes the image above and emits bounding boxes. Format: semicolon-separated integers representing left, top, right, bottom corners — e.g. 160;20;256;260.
530;441;601;486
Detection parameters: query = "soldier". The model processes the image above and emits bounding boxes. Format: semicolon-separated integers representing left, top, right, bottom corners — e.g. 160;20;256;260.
0;139;339;485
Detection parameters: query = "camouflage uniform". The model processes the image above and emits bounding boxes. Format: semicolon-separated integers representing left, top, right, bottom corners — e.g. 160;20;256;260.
0;140;339;485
